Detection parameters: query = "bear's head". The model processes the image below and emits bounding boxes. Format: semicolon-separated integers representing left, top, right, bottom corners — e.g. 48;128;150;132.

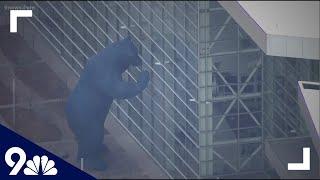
106;36;142;73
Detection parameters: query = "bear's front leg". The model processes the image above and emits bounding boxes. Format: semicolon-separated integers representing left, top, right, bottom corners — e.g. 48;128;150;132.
137;70;150;90
104;71;150;99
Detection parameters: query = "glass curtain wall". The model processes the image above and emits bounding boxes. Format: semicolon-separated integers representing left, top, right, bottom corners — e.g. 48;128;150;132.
198;1;264;177
26;1;200;178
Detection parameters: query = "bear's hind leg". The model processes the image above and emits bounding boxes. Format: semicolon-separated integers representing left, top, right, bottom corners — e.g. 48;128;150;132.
76;120;107;171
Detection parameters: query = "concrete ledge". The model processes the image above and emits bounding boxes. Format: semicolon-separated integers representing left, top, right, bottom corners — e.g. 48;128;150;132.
218;1;320;60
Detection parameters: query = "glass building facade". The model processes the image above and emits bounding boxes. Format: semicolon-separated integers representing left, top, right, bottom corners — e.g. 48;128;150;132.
0;1;319;178
264;56;319;139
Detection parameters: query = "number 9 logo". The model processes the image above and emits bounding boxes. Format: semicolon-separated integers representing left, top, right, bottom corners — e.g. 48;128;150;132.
5;147;27;175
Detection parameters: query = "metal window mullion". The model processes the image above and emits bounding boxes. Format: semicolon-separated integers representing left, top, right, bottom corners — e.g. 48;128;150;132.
1;98;66;110
211;93;261;102
204;48;260;58
261;52;265;171
236;23;240;172
200;124;261;134
183;1;188;155
204;137;261;147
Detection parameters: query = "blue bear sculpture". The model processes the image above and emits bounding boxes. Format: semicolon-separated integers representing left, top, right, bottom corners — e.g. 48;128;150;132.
65;37;150;170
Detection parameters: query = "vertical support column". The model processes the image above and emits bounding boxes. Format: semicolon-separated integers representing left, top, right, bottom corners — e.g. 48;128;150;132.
198;1;213;177
236;23;240;172
263;55;275;137
161;1;175;171
261;51;265;170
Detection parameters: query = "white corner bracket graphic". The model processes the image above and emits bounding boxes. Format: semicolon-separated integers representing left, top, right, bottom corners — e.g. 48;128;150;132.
10;10;32;33
288;147;310;171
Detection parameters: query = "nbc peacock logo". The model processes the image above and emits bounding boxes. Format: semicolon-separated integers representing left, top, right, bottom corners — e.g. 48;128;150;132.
23;155;58;175
5;147;58;176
